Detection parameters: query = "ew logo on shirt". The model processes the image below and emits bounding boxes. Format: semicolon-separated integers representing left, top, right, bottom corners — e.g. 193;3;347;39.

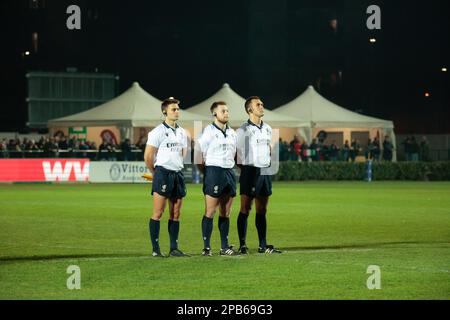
256;138;271;145
166;142;182;148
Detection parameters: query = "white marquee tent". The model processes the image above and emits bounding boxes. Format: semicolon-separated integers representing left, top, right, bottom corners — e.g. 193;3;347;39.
48;82;210;142
273;85;397;160
186;83;308;128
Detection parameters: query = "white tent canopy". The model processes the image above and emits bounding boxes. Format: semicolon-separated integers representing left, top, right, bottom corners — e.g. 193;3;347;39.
186;83;308;128
275;85;394;128
47;82;210;140
273;85;396;160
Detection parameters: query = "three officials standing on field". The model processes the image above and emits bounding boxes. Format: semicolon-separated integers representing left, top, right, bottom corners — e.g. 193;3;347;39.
145;96;281;257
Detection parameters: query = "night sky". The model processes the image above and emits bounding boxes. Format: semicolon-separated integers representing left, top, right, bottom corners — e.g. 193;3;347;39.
1;0;449;133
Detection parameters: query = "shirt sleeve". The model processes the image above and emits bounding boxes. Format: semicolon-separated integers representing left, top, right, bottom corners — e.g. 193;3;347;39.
146;129;161;148
181;129;188;149
236;127;245;165
197;128;210;153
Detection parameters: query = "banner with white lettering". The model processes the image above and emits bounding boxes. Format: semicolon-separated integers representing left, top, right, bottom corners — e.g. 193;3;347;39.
0;159;90;182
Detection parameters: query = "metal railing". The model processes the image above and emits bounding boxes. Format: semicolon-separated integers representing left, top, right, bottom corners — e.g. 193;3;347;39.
1;149;448;161
0;149;145;161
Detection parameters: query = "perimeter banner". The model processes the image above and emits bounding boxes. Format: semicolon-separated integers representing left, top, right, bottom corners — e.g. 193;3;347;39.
0;159;90;182
89;161;150;183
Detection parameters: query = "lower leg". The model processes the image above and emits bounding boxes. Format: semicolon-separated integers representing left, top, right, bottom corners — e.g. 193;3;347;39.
168;219;180;251
218;215;230;249
255;212;267;248
149;218;161;252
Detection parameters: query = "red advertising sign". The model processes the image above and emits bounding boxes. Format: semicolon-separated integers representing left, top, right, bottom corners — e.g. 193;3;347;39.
0;159;90;182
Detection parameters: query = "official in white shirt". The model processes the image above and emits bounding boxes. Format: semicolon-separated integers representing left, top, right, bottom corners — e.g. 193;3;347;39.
236;96;281;254
196;101;239;256
144;97;189;258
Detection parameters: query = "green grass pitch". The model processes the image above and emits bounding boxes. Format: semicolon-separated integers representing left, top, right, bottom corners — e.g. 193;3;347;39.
0;182;449;299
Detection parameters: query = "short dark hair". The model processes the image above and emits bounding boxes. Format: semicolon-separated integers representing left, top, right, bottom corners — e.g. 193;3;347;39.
244;96;260;114
210;101;227;114
161;97;180;113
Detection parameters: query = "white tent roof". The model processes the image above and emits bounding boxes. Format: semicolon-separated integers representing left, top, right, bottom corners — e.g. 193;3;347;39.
273;85;394;129
186;83;307;127
48;82;209;127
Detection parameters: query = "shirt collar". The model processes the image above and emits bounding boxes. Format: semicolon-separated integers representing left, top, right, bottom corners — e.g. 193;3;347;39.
247;119;263;130
163;121;179;131
212;122;228;137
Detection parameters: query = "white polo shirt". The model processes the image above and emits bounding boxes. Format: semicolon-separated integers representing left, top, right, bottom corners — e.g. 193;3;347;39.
146;122;187;171
197;123;237;169
236;120;272;168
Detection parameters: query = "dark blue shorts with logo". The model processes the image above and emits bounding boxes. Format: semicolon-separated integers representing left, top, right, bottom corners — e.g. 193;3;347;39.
151;166;186;199
239;165;272;198
202;166;236;198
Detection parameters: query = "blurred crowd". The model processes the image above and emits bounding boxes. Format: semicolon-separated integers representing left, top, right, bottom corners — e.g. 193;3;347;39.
401;136;430;162
0;135;146;161
0;134;432;162
277;135;396;162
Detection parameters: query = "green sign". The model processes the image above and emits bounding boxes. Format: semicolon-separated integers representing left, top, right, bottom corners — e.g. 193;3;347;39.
69;127;87;134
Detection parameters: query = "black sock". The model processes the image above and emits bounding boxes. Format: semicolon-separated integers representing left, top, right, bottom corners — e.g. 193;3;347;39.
168;220;180;251
255;213;267;248
201;216;213;249
218;216;230;249
237;212;249;247
149;219;160;252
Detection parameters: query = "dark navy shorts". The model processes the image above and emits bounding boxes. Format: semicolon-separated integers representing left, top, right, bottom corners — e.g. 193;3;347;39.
151;166;186;199
203;166;236;198
239;165;272;198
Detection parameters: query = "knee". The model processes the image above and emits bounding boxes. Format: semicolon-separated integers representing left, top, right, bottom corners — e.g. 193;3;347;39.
219;208;230;218
151;212;163;220
171;210;181;220
240;203;252;214
152;208;164;220
205;212;215;219
205;208;215;218
255;208;267;215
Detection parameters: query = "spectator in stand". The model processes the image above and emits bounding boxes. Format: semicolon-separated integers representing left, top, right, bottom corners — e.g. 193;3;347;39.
410;136;419;161
300;140;309;162
120;138;133;161
372;137;381;161
25;139;40;158
282;139;290;161
309;138;320;161
136;135;147;161
0;139;9;158
277;138;288;162
289;135;301;161
365;138;372;160
350;139;361;162
402;136;412;161
43;137;58;158
37;137;45;150
76;140;89;158
58;136;69;150
8;139;23;158
98;139;110;160
21;138;28;151
342;140;350;162
68;136;77;150
320;143;329;161
420;136;430;162
329;140;339;161
58;136;69;158
382;135;394;162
